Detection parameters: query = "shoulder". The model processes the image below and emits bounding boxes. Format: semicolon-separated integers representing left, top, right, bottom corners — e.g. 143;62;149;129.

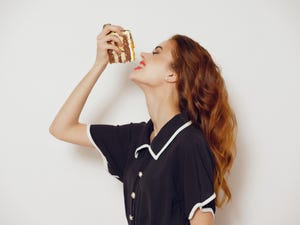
178;124;209;150
176;124;214;163
111;121;148;134
121;121;147;130
126;121;148;135
116;121;147;128
89;121;148;145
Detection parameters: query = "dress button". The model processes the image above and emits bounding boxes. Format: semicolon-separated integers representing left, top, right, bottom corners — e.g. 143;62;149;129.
138;171;143;177
129;214;134;220
131;192;136;199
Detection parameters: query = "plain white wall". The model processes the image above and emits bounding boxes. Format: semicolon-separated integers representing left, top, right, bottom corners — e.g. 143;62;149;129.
0;0;299;224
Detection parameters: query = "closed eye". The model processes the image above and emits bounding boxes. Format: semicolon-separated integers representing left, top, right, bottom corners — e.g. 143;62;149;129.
152;46;162;55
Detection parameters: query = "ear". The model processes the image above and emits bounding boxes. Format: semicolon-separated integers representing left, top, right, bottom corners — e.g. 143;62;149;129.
165;73;178;83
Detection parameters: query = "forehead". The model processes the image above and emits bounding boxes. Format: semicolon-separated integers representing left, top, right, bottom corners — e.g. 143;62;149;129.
155;40;175;65
157;40;174;51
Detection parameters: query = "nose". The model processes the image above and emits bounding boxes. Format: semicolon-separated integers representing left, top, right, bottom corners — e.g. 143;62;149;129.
140;51;152;58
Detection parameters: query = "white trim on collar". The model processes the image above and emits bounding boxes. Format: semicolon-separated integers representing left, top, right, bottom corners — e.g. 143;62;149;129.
134;120;193;160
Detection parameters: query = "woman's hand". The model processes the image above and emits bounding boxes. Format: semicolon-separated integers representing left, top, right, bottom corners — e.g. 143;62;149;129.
94;24;124;66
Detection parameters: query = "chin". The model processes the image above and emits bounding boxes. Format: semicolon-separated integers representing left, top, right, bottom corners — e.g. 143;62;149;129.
129;70;143;82
128;71;135;81
129;71;139;83
128;73;147;90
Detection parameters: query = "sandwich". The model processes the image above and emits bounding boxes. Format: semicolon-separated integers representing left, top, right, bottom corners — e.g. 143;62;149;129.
107;30;136;63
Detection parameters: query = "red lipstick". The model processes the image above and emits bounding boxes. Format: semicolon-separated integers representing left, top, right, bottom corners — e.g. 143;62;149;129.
133;60;146;71
140;61;146;67
134;66;142;70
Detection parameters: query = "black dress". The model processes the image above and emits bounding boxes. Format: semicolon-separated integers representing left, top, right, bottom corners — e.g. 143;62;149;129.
86;110;216;225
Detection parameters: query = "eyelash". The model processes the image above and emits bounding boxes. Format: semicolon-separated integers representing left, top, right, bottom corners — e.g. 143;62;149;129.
152;51;159;55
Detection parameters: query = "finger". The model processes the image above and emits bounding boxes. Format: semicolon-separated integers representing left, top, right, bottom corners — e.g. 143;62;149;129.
97;33;123;49
101;24;124;37
102;23;111;29
103;34;123;46
103;24;124;32
102;43;121;53
97;38;120;52
97;25;124;40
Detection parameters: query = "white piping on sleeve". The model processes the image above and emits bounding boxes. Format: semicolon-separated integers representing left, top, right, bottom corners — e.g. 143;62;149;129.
188;192;216;220
86;124;120;179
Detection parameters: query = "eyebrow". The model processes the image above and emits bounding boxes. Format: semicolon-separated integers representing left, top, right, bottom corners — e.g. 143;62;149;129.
154;46;163;51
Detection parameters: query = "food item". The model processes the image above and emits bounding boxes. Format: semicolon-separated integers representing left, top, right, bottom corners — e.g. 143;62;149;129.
107;30;136;63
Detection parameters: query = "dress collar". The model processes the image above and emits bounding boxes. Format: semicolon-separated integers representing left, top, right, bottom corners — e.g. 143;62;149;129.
134;110;192;160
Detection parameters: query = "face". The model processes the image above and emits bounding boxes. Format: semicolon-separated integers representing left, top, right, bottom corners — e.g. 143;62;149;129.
129;39;176;88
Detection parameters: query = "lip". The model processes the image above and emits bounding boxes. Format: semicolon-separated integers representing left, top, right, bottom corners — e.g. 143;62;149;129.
133;60;146;71
134;66;142;70
140;61;146;67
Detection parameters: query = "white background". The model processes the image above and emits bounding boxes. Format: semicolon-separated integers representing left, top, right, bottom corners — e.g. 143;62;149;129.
0;0;299;224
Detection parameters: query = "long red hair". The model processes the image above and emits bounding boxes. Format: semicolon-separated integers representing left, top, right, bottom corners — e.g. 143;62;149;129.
170;34;237;207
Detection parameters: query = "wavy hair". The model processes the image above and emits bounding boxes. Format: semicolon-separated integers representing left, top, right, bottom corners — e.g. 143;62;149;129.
169;34;237;207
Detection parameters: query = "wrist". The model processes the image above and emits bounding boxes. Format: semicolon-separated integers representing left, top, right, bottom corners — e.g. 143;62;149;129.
92;61;107;71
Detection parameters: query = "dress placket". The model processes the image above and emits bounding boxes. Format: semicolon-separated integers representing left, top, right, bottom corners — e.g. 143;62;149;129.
128;151;152;225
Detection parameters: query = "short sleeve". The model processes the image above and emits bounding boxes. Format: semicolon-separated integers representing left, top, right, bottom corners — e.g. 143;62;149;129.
179;137;216;220
86;122;144;183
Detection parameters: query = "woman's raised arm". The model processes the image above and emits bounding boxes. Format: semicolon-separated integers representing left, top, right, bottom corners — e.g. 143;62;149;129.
49;24;124;148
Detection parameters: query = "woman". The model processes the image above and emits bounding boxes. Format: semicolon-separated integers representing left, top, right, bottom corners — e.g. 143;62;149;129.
49;24;237;225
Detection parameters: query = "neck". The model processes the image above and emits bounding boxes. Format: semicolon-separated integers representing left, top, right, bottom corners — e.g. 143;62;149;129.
143;87;180;136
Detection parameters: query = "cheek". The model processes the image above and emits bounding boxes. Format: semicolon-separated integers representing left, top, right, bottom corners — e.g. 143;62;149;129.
143;66;166;84
144;63;168;78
